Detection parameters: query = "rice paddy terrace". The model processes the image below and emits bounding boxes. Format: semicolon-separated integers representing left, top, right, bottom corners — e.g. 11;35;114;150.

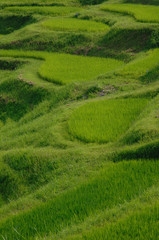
0;0;159;239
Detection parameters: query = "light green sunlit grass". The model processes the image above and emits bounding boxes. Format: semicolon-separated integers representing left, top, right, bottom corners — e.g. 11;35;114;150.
0;50;124;84
4;6;82;16
39;54;123;84
101;4;159;23
68;98;148;143
41;18;110;32
116;48;159;78
0;160;158;240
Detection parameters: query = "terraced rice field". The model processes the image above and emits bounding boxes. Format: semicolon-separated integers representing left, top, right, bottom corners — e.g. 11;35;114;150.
0;50;124;84
115;48;159;78
68;98;148;143
101;4;159;22
39;54;123;84
0;0;158;239
42;18;110;32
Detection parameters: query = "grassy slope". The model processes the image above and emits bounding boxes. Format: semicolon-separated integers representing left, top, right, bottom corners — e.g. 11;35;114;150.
0;0;158;239
0;161;159;239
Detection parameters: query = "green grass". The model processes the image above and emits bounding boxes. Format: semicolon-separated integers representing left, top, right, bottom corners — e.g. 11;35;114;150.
39;184;159;240
115;48;159;78
41;18;110;32
4;6;82;16
0;160;158;240
68;98;148;143
101;4;159;23
83;203;159;240
0;50;124;84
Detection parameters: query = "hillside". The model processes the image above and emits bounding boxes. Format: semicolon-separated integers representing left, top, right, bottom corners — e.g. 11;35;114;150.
0;0;159;239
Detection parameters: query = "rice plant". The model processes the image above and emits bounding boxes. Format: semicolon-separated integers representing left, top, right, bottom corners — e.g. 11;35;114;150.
101;4;159;23
115;48;159;78
39;54;123;84
41;18;110;32
68;98;148;143
0;50;124;84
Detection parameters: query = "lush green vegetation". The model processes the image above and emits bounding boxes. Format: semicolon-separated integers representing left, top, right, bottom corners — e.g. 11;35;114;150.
101;4;159;22
68;98;148;143
79;0;105;5
0;160;158;239
0;0;158;239
42;18;110;32
0;59;23;70
115;48;159;78
4;6;82;16
0;0;79;6
0;50;124;84
39;53;123;84
125;0;159;5
0;15;34;34
82;203;159;240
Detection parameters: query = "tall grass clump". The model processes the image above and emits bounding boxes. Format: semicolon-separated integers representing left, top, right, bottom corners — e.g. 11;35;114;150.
101;4;159;23
68;98;148;143
42;18;110;32
0;160;158;239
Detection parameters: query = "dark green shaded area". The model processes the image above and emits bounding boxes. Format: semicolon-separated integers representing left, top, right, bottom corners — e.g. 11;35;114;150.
124;0;159;5
114;140;159;161
0;15;34;34
0;59;23;70
0;79;48;122
79;0;106;5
